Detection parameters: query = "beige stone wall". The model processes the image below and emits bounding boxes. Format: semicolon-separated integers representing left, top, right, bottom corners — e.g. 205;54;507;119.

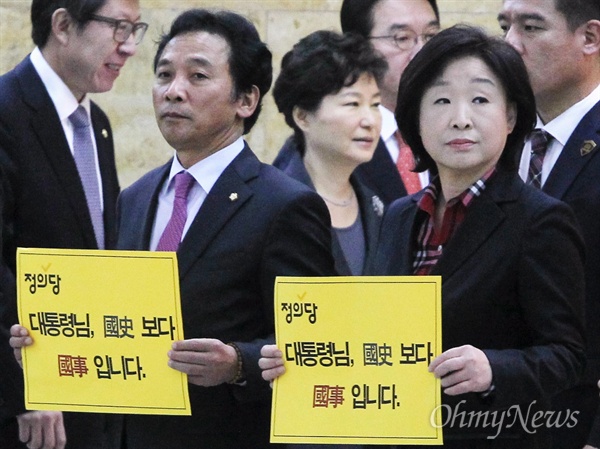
0;0;503;187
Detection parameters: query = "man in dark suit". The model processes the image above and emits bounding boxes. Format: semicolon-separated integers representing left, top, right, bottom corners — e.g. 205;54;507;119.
115;9;335;448
0;0;146;447
498;1;600;448
273;0;440;204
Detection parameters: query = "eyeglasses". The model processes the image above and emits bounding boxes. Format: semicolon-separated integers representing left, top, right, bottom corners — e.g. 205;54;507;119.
88;14;149;45
370;30;438;51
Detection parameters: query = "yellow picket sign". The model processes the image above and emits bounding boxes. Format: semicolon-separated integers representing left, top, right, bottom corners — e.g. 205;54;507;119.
17;247;190;415
272;276;442;445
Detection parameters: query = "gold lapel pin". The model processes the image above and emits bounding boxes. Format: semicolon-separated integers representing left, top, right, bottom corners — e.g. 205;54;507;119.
580;140;597;156
229;193;238;202
101;129;109;139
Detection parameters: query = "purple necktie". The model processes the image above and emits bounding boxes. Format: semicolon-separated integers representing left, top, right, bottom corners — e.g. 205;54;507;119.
527;129;550;189
69;106;104;249
156;171;195;251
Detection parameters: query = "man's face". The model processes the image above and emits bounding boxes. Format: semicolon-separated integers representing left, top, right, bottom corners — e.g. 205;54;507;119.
62;0;140;100
152;31;248;159
498;0;587;115
369;0;439;111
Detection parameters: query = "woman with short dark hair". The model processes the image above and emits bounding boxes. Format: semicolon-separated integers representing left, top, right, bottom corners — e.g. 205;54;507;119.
273;30;388;276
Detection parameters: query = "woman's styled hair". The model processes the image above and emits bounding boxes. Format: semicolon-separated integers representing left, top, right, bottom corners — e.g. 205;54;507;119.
396;24;536;173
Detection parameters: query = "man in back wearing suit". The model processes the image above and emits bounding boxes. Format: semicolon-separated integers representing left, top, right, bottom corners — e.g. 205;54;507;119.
273;0;440;204
115;9;335;448
0;0;147;447
498;0;600;448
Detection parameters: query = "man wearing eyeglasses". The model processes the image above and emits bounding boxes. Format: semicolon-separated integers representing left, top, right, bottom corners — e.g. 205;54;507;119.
0;0;147;448
342;0;440;203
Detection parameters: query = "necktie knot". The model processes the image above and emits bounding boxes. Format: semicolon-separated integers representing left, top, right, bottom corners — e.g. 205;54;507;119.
529;129;550;156
174;171;195;200
69;106;91;129
155;171;196;252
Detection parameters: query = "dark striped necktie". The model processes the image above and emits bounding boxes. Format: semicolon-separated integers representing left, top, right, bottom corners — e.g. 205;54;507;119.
527;129;551;189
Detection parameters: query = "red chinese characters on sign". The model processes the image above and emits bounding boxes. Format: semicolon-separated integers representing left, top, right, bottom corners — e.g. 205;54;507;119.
58;354;89;378
313;385;345;408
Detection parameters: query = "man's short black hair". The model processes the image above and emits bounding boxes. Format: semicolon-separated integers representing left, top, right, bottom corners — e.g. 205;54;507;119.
555;0;600;31
31;0;107;48
340;0;439;36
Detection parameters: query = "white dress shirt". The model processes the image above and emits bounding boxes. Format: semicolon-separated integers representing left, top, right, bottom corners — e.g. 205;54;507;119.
150;137;245;250
380;105;428;188
30;47;104;210
519;83;600;186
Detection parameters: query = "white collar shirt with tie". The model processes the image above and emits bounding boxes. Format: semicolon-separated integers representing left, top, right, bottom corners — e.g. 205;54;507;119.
149;137;245;251
519;82;600;187
380;105;429;189
30;47;104;210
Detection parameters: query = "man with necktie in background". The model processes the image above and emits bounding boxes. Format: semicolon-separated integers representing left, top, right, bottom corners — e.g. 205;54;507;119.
499;0;600;447
0;0;147;447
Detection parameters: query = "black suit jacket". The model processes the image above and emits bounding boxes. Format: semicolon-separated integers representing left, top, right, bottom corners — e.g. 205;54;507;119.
371;171;586;447
0;179;24;425
279;145;383;275
273;136;407;205
116;145;335;449
0;56;121;449
540;100;600;446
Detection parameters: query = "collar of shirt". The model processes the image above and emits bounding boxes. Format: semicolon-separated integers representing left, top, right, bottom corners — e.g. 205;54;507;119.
542;82;600;146
520;82;600;184
30;47;91;122
30;48;102;210
379;105;397;142
165;136;245;196
380;105;429;188
412;168;495;275
379;105;400;162
150;137;245;251
418;167;495;216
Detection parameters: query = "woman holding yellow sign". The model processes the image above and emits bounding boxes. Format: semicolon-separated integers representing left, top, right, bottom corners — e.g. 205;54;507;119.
262;25;586;449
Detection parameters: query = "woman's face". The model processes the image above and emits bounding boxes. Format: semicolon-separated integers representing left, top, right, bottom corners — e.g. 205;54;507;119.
419;56;516;183
297;73;382;169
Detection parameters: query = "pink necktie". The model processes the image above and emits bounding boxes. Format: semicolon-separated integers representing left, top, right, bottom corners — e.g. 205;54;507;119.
69;106;105;249
156;171;195;251
395;131;421;195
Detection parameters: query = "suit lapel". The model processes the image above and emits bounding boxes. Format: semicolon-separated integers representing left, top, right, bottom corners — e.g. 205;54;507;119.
135;166;169;251
543;101;600;199
91;104;118;227
354;178;383;274
386;200;419;275
176;146;258;279
432;172;517;280
357;138;407;204
18;59;97;247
